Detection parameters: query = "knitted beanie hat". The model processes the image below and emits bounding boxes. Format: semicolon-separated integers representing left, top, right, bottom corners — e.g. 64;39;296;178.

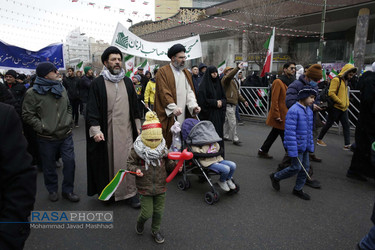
141;111;163;148
84;66;92;75
305;64;323;82
133;75;141;82
298;85;317;100
36;62;58;78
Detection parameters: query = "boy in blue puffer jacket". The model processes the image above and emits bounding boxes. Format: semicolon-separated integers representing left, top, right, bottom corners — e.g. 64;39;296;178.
269;86;317;200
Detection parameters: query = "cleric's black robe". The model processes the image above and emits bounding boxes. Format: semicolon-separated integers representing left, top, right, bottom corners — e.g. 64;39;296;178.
85;75;140;196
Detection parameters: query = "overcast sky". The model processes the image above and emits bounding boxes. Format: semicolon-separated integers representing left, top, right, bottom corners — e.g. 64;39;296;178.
0;0;155;51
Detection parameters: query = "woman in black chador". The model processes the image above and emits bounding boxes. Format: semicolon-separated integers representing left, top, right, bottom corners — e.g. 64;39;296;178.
197;66;227;154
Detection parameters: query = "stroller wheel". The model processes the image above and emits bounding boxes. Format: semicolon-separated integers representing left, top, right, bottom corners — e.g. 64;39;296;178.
213;191;220;202
178;179;186;190
184;179;191;189
204;192;215;205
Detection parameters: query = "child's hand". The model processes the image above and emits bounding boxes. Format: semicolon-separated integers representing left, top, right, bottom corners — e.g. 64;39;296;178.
178;166;183;172
136;169;143;177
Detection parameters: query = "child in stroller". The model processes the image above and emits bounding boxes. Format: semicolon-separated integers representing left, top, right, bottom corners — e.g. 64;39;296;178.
182;118;238;193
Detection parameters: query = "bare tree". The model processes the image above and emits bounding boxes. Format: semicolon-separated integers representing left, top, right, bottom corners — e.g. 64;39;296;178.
238;0;293;68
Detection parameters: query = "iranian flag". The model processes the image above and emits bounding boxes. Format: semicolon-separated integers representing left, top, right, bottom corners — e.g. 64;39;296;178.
149;64;159;74
217;60;226;75
260;27;275;77
104;6;111;9
134;59;149;74
255;99;263;108
329;69;338;79
257;89;268;97
124;55;135;77
88;2;95;6
321;68;327;82
98;170;136;201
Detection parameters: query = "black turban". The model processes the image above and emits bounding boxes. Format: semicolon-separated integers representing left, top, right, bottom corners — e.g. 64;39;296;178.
167;43;186;59
101;46;123;64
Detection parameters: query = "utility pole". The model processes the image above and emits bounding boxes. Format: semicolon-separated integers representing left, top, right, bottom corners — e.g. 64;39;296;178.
317;0;327;64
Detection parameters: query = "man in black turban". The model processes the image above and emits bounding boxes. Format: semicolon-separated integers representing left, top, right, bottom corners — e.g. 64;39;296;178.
85;46;141;207
154;43;201;147
167;43;186;59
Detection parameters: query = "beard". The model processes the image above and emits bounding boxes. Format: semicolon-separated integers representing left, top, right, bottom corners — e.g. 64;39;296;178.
108;64;122;75
172;60;184;70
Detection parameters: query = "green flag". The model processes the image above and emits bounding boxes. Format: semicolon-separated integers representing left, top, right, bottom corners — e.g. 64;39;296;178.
124;54;134;62
76;61;83;69
349;50;354;64
322;68;327;81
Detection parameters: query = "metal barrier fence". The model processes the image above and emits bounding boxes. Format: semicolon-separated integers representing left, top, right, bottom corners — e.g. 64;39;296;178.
239;86;360;129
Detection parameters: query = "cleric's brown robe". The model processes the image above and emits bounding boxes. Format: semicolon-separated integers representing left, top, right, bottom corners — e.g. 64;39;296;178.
154;64;196;147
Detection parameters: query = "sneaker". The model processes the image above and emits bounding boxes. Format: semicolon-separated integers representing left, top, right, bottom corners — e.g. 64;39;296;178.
223;137;230;141
258;149;273;159
135;222;144;235
305;179;321;189
238;122;244;126
343;145;351;151
218;181;230;192
316;139;327;147
292;189;310;200
151;231;165;244
233;140;242;146
226;179;236;190
75;124;79;128
269;173;280;191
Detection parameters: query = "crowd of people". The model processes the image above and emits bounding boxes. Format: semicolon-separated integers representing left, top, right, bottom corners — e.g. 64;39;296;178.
0;43;374;248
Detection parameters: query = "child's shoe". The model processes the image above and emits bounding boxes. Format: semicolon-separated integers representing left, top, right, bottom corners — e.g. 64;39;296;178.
152;231;165;244
269;173;280;191
227;179;236;190
292;189;310;200
218;180;230;191
135;222;144;235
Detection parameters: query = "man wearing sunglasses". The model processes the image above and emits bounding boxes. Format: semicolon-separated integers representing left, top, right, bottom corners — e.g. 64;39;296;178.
22;61;80;203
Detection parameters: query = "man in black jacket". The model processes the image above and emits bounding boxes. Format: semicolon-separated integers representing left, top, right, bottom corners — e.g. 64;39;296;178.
0;102;37;250
79;66;94;119
4;70;26;114
63;68;80;127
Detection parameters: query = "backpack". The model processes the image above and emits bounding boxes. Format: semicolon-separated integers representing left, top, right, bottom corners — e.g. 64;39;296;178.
319;76;342;109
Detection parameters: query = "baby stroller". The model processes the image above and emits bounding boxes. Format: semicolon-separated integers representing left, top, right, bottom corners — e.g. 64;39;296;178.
178;118;240;205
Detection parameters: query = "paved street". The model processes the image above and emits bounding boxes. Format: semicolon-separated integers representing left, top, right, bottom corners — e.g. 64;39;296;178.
25;117;374;250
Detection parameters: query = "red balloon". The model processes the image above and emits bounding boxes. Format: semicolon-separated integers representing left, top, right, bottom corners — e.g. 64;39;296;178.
166;149;193;183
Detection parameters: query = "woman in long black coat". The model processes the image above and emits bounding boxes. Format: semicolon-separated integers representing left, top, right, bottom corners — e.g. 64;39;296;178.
197;66;227;153
347;71;375;181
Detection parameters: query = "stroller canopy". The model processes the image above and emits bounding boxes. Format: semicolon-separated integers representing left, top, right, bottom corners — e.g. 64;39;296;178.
182;119;222;145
